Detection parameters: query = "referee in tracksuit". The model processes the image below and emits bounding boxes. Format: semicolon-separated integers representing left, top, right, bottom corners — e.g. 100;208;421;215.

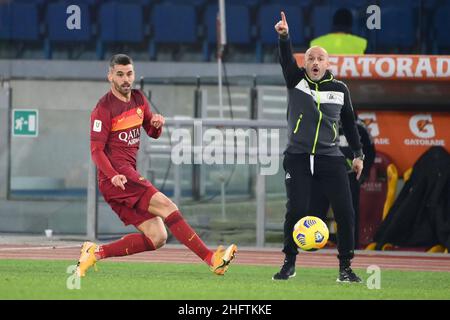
273;12;364;282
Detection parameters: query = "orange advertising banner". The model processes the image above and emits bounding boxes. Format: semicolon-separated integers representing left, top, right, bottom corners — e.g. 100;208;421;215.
294;54;450;81
358;111;450;175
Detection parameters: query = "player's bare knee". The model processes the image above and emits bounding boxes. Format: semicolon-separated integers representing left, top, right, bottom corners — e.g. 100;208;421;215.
151;233;167;249
158;200;178;217
155;237;166;249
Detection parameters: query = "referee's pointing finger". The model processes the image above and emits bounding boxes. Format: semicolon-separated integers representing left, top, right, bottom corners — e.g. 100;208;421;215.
281;11;286;24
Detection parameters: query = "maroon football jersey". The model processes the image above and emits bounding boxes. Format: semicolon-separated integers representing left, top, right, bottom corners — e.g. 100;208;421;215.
90;89;161;182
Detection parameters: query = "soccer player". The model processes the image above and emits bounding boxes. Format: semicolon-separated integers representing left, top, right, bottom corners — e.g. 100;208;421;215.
273;12;364;282
76;54;237;277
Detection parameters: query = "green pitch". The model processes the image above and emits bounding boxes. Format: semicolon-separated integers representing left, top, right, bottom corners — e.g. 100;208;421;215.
0;259;449;300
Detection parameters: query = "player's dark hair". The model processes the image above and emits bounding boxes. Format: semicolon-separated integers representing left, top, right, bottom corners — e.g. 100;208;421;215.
109;54;133;68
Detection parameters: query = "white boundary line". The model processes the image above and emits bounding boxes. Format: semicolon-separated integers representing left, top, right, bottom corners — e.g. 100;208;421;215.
0;245;80;251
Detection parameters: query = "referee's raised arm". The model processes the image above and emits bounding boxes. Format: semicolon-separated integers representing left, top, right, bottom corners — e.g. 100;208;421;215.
275;12;303;88
275;11;289;36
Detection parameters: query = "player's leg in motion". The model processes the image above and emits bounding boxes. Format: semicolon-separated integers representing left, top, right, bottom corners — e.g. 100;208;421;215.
76;217;166;277
99;217;167;258
76;192;237;277
148;192;237;275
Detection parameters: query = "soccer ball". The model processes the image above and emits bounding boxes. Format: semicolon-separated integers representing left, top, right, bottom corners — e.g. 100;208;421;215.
292;216;329;251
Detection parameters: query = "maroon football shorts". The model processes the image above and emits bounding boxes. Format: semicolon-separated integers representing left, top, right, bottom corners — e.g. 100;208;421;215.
99;166;160;227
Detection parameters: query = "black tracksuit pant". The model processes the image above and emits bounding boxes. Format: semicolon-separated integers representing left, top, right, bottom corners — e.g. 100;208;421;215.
310;171;361;249
283;152;355;266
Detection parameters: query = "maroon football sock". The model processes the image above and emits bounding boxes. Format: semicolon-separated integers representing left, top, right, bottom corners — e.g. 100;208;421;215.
164;210;213;266
98;233;155;259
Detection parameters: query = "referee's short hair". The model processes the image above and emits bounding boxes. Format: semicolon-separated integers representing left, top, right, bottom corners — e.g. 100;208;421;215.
109;54;133;68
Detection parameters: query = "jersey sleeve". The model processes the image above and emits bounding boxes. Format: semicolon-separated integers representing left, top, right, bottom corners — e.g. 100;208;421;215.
141;94;162;139
90;105;119;179
91;148;119;179
90;105;111;144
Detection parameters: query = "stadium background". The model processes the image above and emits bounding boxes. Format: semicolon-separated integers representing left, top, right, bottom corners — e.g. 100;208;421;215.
0;0;449;250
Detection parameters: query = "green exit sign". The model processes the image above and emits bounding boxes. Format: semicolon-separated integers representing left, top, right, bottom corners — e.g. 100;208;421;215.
12;109;38;137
